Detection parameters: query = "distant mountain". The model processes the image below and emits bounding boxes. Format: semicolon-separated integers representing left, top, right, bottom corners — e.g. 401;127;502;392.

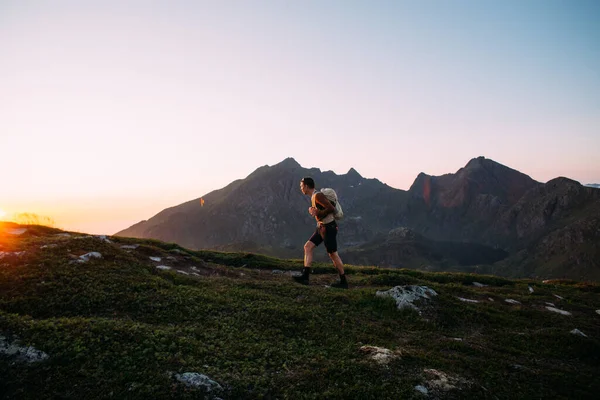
116;157;600;280
116;157;408;258
585;183;600;189
403;156;540;242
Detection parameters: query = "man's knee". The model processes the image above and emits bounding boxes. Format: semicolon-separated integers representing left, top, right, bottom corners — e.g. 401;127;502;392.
304;241;315;252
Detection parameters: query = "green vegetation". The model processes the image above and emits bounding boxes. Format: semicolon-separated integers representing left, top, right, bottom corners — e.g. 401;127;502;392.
1;223;599;399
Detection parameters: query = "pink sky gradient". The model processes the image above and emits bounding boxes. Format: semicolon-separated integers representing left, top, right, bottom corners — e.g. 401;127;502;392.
1;1;598;234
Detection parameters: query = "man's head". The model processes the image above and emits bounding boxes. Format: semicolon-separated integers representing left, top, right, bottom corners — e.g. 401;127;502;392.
300;177;315;195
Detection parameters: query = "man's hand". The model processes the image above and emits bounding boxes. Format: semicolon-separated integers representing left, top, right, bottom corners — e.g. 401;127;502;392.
309;207;317;216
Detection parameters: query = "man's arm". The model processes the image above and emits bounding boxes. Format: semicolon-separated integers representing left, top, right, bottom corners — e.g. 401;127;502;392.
314;192;335;219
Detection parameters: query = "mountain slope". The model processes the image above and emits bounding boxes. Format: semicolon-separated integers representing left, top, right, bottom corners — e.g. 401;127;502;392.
116;157;600;280
1;224;599;399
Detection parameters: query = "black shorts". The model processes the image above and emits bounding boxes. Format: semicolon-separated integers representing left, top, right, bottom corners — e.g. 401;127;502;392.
309;221;338;254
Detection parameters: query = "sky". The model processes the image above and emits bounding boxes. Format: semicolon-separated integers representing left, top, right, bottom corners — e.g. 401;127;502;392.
1;0;599;235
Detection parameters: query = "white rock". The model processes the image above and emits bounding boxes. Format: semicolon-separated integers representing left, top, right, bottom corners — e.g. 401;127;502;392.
7;228;27;235
488;298;494;302
176;270;189;275
156;265;171;270
167;256;177;261
472;282;487;287
190;266;199;272
546;306;571;316
554;294;564;300
451;338;463;341
175;372;222;392
191;272;201;276
505;299;521;305
0;335;49;363
596;310;600;315
528;286;534;293
423;369;463;391
149;257;161;262
546;302;556;307
570;329;587;337
55;233;71;237
96;235;112;243
78;252;102;262
120;245;139;250
376;285;438;312
415;385;428;394
359;345;399;365
457;297;479;303
40;244;58;249
271;269;285;274
0;251;26;259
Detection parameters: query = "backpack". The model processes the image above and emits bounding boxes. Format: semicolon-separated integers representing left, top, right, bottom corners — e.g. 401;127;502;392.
320;188;344;221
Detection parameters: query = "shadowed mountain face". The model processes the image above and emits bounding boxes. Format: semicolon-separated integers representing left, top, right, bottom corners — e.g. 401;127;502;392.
117;157;408;258
116;157;600;280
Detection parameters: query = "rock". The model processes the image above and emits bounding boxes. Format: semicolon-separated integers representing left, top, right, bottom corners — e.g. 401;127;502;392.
40;244;58;249
546;306;571;316
472;282;487;287
120;245;139;249
174;372;222;392
570;329;587;337
96;235;112;243
55;233;71;237
271;269;285;274
359;345;400;365
505;299;521;305
0;251;26;259
167;256;177;261
156;265;172;271
7;228;27;235
457;297;479;303
423;368;465;391
78;252;102;262
0;335;49;363
596;310;600;315
376;285;437;313
528;286;534;293
177;270;189;275
149;257;161;262
546;302;556;307
415;385;428;394
554;294;564;300
488;297;495;302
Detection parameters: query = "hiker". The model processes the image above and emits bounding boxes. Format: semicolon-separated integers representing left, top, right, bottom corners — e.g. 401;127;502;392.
293;177;348;289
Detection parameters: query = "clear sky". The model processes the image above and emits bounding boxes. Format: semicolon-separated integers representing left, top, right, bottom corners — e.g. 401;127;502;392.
1;0;599;235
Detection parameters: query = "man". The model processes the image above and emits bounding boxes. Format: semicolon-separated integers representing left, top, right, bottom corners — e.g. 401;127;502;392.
293;177;348;289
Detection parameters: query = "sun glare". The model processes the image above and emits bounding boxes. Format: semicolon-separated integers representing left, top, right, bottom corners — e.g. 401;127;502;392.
0;208;6;219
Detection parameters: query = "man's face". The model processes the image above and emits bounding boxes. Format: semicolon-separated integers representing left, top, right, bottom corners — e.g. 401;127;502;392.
300;181;309;195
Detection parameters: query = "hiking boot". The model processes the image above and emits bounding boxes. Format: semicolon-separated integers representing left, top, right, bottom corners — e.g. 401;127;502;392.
292;274;309;285
330;280;349;289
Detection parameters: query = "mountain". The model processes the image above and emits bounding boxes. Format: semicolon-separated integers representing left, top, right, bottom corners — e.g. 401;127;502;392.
403;156;541;242
2;223;599;399
116;157;600;280
586;183;600;189
117;157;408;258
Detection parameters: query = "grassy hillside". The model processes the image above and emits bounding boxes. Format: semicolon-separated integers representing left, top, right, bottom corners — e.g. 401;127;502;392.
1;222;599;399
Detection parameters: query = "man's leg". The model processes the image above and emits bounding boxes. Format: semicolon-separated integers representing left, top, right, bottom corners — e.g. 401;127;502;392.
304;241;316;268
294;238;318;285
328;251;345;275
